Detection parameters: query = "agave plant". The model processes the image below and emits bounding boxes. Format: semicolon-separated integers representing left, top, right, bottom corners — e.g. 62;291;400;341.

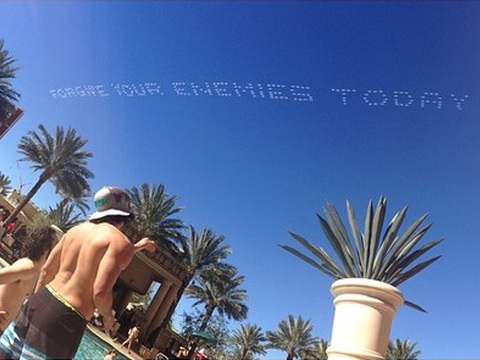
281;197;443;311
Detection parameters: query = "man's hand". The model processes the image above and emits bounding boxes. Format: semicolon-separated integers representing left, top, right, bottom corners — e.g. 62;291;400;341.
103;314;115;330
0;310;9;328
134;238;156;253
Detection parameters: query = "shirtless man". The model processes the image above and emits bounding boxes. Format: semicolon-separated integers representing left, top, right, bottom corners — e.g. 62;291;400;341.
0;186;155;360
0;226;57;333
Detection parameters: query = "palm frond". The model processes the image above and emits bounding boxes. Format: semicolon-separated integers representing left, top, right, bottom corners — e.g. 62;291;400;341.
0;171;12;196
0;39;20;119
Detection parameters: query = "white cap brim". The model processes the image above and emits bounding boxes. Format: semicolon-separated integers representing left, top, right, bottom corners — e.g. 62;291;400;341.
89;209;131;221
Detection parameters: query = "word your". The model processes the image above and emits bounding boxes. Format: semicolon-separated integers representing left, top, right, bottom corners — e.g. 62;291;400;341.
331;88;469;110
49;82;314;102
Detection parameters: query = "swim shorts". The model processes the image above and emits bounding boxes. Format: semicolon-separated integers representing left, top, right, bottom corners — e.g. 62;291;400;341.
0;286;87;359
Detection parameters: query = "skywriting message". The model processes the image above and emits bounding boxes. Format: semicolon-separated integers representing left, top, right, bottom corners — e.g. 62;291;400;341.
49;82;470;110
50;82;313;102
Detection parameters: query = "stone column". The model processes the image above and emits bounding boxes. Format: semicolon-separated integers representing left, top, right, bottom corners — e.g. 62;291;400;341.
147;284;178;335
142;280;172;334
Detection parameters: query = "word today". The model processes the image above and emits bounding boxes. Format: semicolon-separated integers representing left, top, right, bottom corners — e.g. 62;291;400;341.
331;88;469;110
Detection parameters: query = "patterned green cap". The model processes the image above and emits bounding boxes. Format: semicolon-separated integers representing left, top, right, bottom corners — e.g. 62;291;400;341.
89;186;131;220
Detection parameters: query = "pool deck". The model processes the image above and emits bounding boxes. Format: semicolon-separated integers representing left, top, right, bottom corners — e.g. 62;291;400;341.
87;324;146;360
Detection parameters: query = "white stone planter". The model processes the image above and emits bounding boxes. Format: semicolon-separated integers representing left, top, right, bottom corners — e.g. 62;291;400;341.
327;278;404;360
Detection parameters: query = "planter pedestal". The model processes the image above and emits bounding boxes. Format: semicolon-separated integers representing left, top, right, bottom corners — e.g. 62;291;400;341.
327;278;404;360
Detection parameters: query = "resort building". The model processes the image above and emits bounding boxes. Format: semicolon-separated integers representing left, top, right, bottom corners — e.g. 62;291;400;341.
114;243;189;356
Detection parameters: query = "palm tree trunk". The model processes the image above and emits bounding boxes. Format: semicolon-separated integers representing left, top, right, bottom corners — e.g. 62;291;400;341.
60;196;70;208
187;305;216;359
199;305;215;331
2;172;48;229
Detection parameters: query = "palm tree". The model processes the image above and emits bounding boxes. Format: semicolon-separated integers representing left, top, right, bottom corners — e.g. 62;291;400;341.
299;339;329;360
156;226;231;334
266;315;318;360
0;39;20;120
186;267;248;330
231;323;267;360
387;339;421;360
3;124;93;228
180;309;231;360
53;175;91;216
281;197;443;311
185;266;248;358
128;183;185;244
0;171;12;196
172;226;232;278
45;202;82;232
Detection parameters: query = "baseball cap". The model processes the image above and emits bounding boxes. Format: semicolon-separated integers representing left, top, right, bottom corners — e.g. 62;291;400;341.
89;186;132;221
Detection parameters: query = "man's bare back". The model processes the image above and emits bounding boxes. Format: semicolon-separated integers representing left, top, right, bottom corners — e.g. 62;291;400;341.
37;221;135;323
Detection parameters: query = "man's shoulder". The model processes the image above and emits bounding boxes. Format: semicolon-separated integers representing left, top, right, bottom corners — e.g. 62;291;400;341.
71;222;128;241
93;224;132;251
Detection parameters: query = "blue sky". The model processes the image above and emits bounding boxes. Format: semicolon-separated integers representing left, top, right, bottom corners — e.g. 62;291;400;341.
1;1;480;358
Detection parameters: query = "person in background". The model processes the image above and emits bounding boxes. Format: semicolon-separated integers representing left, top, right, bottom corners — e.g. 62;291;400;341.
91;308;105;329
177;346;188;359
104;348;117;360
0;186;155;359
193;348;208;360
0;227;57;334
0;210;10;224
5;218;16;234
121;325;140;353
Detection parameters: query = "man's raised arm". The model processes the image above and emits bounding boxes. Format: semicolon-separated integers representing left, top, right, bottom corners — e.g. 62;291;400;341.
93;239;132;329
0;259;35;285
